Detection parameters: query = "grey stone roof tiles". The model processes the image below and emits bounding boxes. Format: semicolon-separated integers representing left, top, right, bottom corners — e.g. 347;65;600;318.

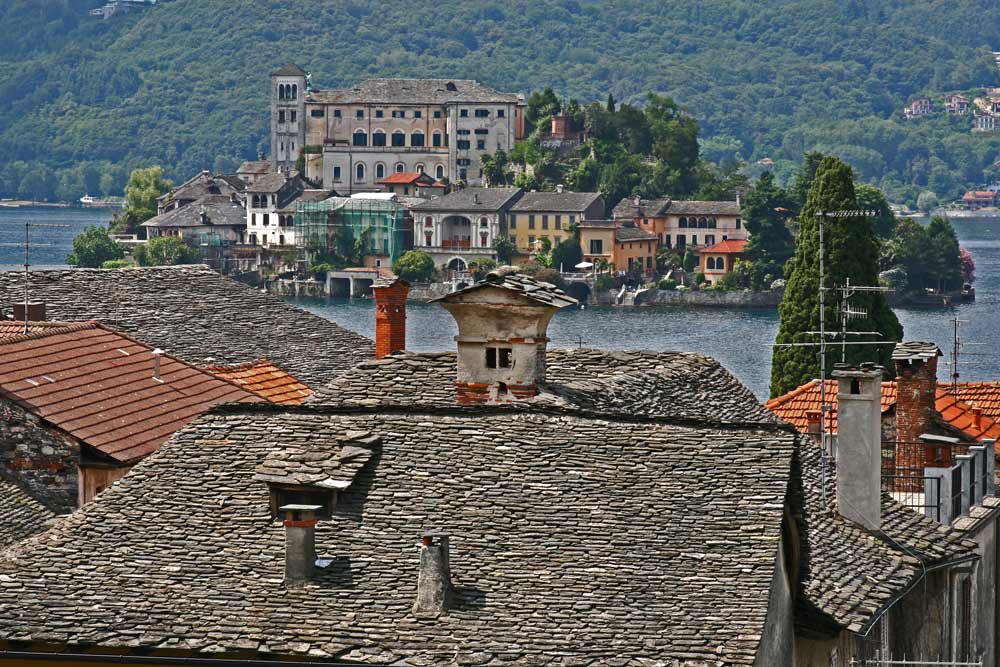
310;78;520;105
433;267;577;309
272;63;306;76
791;440;978;635
141;195;246;229
0;404;796;666
892;341;942;362
612;198;741;219
0;480;55;549
411;187;523;212
158;172;241;205
615;226;658;242
509;191;602;213
0;266;373;388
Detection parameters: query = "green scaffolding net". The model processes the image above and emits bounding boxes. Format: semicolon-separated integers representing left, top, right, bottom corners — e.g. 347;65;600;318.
294;197;405;266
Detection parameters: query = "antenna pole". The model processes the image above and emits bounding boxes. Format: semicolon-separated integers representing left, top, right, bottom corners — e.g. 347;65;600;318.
818;211;829;508
23;222;29;334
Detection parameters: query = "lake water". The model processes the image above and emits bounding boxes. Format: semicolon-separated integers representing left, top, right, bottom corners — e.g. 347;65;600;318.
2;206;998;399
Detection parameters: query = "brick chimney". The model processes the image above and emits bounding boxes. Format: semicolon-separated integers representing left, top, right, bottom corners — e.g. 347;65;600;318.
413;531;452;617
893;342;943;472
372;277;410;359
832;363;884;531
13;301;45;322
805;409;822;441
280;504;321;587
433;267;577;404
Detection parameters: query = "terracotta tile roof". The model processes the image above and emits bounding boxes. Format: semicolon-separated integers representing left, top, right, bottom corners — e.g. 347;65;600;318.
700;239;748;254
0;322;262;464
202;359;313;405
0;321;87;341
376;172;443;186
766;379;1000;441
951;382;1000;419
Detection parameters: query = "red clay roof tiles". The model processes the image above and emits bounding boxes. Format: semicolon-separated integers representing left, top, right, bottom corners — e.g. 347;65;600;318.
0;322;262;463
766;378;1000;441
202;359;313;405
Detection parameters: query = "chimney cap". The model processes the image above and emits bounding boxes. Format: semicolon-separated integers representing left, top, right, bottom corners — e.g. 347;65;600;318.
892;341;942;362
831;364;884;378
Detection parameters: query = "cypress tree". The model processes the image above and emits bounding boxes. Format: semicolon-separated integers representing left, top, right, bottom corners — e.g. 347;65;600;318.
770;157;902;398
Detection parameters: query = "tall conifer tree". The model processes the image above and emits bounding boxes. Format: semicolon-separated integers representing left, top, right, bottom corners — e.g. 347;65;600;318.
770;157;902;397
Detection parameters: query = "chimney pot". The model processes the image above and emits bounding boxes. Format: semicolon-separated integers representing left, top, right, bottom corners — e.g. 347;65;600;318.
281;503;321;586
414;531;452;616
151;348;165;382
972;406;984;430
372;278;410;359
832;365;884;531
13;301;45;322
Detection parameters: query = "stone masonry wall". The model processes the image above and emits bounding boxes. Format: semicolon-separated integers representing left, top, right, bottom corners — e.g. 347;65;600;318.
0;399;79;513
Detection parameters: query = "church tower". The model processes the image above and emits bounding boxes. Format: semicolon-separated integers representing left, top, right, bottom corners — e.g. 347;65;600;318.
270;64;307;173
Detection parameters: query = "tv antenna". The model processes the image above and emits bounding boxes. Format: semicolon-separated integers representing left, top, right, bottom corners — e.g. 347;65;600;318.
0;221;70;334
940;317;987;390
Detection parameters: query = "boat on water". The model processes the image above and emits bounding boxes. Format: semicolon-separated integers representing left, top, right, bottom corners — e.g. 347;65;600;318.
79;195;125;209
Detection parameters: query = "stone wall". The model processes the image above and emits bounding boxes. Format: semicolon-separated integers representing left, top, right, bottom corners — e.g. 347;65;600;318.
633;288;783;308
0;399;78;513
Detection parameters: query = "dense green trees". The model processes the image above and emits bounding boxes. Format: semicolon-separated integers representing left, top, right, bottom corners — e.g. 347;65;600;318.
2;1;999;202
134;236;199;266
66;226;125;268
392;250;435;283
124;167;171;222
742;172;795;288
770;157;902;397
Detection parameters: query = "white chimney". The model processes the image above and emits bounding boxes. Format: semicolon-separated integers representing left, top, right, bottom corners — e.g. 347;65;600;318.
832;364;884;531
152;348;165;383
556;184;564;194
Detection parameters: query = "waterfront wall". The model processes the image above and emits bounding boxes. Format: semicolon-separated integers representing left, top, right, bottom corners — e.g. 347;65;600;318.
634;289;783;308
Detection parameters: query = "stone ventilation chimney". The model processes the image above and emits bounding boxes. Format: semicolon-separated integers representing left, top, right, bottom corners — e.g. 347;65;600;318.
833;363;884;531
13;301;45;322
372;277;410;359
433;266;577;404
555;184;565;194
413;531;452;616
281;504;321;587
893;342;943;471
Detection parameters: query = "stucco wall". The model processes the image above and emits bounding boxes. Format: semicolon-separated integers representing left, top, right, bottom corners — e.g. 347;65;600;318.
0;399;79;513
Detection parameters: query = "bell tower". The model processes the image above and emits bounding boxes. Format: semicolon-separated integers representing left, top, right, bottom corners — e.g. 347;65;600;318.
270;64;307;173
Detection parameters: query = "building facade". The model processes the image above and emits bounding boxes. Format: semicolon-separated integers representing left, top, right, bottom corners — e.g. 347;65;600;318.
270;66;525;190
613;197;746;252
699;238;748;284
410;187;523;271
507;189;604;261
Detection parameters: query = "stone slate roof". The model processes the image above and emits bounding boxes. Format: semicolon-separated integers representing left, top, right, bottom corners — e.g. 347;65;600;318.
892;341;942;362
310;348;779;425
237;160;271;176
0;479;54;549
141;195;246;229
0;266;373;388
246;171;299;194
615;226;658;242
510;191;602;213
612;197;741;219
272;63;306;76
791;440;979;636
433;266;577;309
0;402;797;666
157;172;242;206
310;78;520;105
411;187;523;213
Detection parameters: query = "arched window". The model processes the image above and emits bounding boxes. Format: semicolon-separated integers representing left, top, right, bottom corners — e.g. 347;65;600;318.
707;257;716;270
415;164;424;174
716;257;725;271
432;131;443;147
679;217;687;228
356;163;366;181
411;131;425;147
709;217;717;228
391;131;406;147
278;84;285;100
395;163;405;173
424;216;433;227
424;231;433;246
435;164;445;179
375;163;386;180
372;130;386;147
353;130;367;146
699;217;708;228
480;217;488;227
291;84;297;99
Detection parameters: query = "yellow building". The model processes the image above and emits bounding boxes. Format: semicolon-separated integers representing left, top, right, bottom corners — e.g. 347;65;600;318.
506;189;604;263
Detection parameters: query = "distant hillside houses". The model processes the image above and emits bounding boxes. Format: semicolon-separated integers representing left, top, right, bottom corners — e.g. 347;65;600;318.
89;0;157;19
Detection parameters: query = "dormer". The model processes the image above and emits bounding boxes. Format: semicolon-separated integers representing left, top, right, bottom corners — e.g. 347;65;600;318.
433;266;576;403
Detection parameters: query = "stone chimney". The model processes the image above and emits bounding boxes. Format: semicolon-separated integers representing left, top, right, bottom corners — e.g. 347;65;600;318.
832;364;884;531
13;301;45;322
372;277;410;359
413;531;452;616
433;266;577;404
280;504;321;587
893;342;943;472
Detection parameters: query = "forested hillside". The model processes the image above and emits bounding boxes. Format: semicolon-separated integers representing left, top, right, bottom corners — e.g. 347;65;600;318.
3;0;1000;205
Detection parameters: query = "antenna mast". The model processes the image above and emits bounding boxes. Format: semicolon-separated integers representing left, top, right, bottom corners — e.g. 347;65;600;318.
0;221;69;334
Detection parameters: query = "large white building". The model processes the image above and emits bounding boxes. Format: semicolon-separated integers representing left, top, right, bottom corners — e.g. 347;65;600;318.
270;66;525;191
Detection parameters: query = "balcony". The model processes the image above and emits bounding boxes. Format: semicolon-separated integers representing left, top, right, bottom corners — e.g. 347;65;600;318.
442;239;471;249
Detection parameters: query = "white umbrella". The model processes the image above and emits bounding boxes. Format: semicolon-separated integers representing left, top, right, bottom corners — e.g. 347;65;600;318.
575;261;594;269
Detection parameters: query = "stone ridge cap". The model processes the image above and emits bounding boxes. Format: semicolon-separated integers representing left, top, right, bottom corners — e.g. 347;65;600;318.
206;400;802;434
